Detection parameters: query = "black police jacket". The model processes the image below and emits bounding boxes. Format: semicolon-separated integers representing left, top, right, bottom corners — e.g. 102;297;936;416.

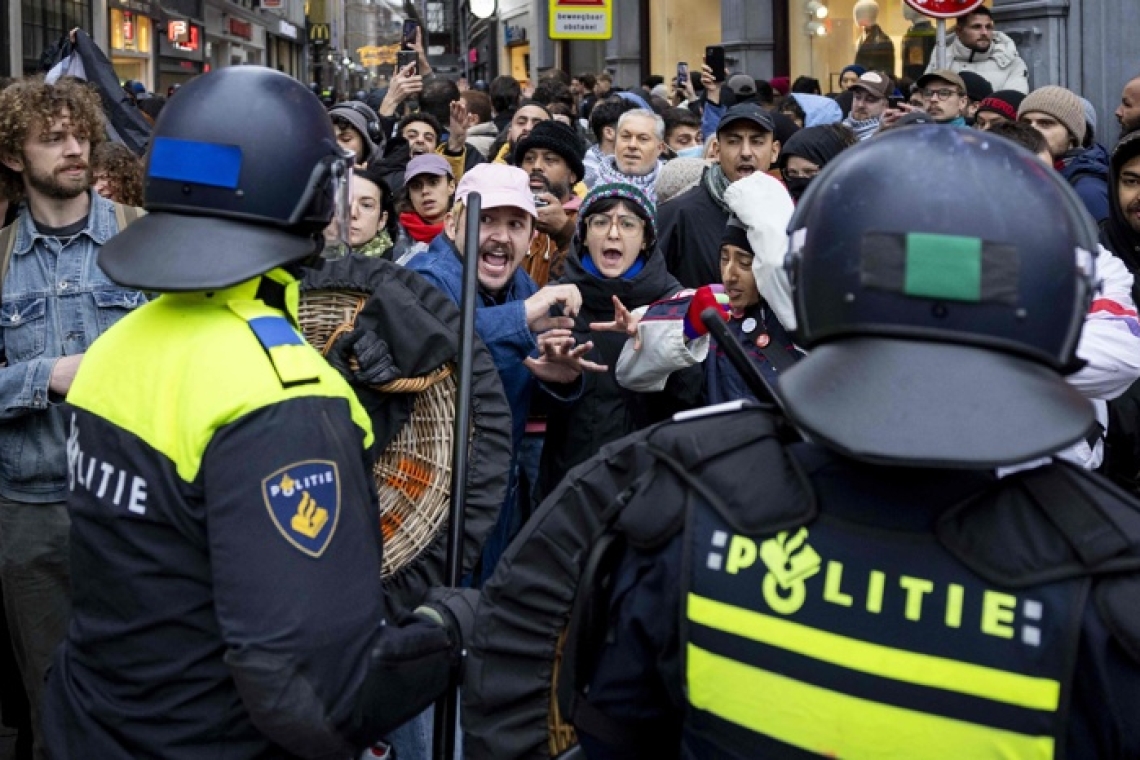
554;406;1140;759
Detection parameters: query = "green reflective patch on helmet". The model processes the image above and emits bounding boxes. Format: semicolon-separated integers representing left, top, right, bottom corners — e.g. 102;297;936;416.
861;232;1020;305
903;233;982;303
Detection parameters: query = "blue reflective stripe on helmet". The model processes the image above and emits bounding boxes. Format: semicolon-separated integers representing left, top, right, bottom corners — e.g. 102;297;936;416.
149;137;242;189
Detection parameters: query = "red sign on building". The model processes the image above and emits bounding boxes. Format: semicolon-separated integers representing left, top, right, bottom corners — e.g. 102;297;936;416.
228;18;253;40
168;20;201;51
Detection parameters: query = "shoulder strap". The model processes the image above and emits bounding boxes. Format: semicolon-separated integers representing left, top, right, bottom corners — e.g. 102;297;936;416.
938;463;1140;589
227;300;320;388
556;529;648;752
112;202;145;234
0;221;17;292
621;409;814;543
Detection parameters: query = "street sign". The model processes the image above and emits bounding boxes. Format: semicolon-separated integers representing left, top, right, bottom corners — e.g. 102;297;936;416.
903;0;986;19
357;44;399;67
549;0;613;41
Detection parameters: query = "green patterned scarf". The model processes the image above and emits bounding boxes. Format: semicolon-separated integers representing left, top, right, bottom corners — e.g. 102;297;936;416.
702;163;733;214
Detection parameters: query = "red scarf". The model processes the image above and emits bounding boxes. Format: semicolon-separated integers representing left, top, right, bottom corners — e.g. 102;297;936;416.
400;212;445;244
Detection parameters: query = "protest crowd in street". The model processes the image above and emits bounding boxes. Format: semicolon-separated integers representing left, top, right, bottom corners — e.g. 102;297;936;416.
3;7;1140;758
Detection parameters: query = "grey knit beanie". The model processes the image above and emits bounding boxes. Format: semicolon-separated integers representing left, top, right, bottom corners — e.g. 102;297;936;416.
1018;86;1086;146
655;157;708;204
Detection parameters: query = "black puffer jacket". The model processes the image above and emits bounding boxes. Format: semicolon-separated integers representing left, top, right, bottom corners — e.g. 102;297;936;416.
535;245;703;501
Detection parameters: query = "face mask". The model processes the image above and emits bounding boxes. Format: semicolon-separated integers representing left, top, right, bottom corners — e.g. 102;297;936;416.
784;176;813;201
676;145;705;159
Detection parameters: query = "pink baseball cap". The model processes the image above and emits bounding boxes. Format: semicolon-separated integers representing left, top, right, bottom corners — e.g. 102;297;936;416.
454;163;537;218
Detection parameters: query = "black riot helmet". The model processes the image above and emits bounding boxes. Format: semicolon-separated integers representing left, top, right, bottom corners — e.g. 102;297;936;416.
100;67;353;291
779;126;1098;468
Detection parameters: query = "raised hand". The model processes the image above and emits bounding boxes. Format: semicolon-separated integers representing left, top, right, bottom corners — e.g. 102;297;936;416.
588;295;642;350
447;99;469;152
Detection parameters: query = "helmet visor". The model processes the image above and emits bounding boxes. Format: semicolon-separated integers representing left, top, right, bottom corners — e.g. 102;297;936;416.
322;155;354;259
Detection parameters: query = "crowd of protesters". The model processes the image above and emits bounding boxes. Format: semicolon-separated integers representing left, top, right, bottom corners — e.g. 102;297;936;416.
3;3;1140;757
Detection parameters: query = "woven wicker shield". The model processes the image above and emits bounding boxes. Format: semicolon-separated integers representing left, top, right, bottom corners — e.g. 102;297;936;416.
299;256;511;608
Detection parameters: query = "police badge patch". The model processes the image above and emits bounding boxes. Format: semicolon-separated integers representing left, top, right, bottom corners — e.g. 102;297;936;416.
262;460;341;558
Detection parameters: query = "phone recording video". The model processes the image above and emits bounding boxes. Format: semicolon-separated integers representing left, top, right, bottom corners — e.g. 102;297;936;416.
401;19;419;50
396;49;418;76
676;62;690;89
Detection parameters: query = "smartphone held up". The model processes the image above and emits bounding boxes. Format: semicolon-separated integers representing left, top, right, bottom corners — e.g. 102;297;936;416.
397;49;418;76
676;62;689;90
705;46;726;83
401;19;419;50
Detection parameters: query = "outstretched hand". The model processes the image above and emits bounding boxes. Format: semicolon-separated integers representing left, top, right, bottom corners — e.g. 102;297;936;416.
525;329;608;384
589;295;642;350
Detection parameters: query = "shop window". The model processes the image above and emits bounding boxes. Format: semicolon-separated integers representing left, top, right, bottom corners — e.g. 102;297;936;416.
789;0;934;93
111;10;152;54
427;2;447;33
22;0;93;73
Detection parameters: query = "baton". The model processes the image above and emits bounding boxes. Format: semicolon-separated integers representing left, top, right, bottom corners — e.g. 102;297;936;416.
700;307;783;410
432;191;481;760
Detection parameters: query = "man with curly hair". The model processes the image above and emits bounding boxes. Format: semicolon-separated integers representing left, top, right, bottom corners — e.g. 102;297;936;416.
91;141;144;206
0;76;146;759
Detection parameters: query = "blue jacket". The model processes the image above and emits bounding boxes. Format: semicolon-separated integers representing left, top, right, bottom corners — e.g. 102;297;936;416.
0;193;146;502
1062;144;1111;224
406;232;563;452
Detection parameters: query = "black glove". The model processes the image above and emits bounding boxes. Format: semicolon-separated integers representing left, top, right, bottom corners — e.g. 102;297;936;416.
328;328;401;386
415;587;479;650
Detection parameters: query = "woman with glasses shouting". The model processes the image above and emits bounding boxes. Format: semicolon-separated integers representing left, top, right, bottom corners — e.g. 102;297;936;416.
532;182;703;503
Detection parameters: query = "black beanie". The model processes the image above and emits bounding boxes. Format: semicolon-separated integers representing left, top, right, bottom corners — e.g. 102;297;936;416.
721;216;753;255
512;120;586;185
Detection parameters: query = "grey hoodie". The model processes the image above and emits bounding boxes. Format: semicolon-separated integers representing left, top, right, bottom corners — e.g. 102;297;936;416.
465;121;499;159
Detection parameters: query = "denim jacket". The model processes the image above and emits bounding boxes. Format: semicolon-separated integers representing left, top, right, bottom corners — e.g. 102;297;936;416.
0;192;146;502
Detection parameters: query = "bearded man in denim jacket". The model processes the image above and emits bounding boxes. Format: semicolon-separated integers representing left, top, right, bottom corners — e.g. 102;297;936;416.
0;77;145;758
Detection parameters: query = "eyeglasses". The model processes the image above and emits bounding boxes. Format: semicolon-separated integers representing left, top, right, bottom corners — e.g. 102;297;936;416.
586;214;645;235
922;88;963;101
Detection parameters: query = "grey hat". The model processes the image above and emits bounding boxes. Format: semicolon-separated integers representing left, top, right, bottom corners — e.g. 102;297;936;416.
329;101;379;163
727;74;758;97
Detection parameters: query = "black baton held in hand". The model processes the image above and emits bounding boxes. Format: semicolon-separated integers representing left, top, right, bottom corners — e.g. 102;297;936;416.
432;192;482;760
700;307;783;409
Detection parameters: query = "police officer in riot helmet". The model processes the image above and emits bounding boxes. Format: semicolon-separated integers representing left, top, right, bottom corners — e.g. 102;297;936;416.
42;66;474;758
548;127;1140;758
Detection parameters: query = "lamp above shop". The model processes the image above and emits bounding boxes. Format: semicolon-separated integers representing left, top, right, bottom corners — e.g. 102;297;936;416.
804;20;828;36
805;0;829;19
471;0;496;19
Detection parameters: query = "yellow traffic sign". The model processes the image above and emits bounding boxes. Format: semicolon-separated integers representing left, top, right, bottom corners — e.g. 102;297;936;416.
549;0;612;40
